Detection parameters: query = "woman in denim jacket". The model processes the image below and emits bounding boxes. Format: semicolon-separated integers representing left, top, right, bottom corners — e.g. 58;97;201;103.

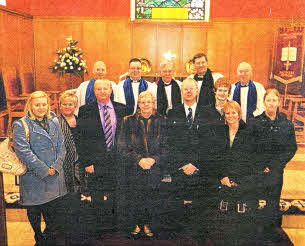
13;91;67;245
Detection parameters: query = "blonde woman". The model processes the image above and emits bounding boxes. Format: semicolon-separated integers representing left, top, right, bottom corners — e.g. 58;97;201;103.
13;91;67;245
215;101;259;245
58;91;80;193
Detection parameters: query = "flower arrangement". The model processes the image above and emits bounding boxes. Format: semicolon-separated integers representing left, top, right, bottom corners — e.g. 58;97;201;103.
50;37;88;76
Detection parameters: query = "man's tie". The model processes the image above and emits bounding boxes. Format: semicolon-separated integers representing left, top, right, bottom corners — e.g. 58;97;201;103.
187;107;193;129
104;105;113;149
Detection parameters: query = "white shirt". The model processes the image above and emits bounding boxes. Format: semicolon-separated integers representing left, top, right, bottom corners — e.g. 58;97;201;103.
75;79;117;115
229;81;266;122
157;79;182;111
184;102;197;120
132;82;139;114
116;78;157;114
150;79;181;109
188;72;224;97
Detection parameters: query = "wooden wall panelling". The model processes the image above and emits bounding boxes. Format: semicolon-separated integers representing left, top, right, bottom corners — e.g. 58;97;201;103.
0;12;4;66
82;21;107;82
252;20;276;88
157;25;183;77
207;22;232;79
32;17;305;92
104;19;131;83
1;12;20;66
0;8;33;135
33;18;132;88
182;26;208;76
19;18;34;68
230;21;264;85
34;19;83;90
131;23;158;77
0;8;33;100
34;20;62;90
0;12;5;112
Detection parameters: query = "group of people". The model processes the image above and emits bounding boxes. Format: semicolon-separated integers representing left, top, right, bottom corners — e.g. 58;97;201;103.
12;53;297;246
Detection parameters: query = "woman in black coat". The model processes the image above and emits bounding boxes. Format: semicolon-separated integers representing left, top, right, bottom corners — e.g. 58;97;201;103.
249;88;297;243
212;100;260;245
58;91;81;194
117;91;167;238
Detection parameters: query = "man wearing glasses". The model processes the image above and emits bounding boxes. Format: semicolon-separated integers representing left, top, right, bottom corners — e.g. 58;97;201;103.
116;58;156;115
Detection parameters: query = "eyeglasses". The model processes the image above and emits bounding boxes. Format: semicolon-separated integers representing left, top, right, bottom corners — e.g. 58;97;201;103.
139;100;153;104
183;88;195;92
161;70;173;74
130;67;142;71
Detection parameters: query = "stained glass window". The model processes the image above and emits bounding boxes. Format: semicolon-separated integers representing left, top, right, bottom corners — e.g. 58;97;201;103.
131;0;210;21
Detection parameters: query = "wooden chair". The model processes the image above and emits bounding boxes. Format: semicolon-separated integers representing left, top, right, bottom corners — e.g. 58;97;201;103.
18;65;35;97
19;65;60;114
1;65;28;135
292;97;305;143
279;94;301;120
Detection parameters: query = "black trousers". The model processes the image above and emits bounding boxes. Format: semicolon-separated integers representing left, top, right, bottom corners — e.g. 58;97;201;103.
85;173;119;237
26;194;70;243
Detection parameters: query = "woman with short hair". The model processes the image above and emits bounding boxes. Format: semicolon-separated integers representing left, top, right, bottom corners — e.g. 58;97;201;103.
13;91;67;245
58;91;80;193
213;100;259;245
118;91;167;238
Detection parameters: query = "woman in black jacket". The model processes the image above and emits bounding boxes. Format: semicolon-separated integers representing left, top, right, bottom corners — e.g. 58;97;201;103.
58;91;81;194
249;88;297;242
117;91;167;238
212;100;260;245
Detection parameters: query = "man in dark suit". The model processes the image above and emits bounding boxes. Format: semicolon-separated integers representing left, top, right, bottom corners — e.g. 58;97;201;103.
77;79;128;238
166;78;202;239
188;53;215;106
194;77;231;244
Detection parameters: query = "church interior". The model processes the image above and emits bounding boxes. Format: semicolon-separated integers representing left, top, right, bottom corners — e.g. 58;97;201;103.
1;0;305;245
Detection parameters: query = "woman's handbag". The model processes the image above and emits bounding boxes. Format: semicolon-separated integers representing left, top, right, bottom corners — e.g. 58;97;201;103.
0;118;29;176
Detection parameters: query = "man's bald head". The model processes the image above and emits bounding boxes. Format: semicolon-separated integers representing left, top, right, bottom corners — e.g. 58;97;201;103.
237;62;253;84
93;61;107;80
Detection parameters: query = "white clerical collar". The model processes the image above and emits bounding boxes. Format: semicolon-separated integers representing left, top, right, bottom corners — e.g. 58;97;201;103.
240;81;249;87
131;78;140;83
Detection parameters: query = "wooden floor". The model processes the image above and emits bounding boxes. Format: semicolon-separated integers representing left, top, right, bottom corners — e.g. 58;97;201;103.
4;145;305;246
